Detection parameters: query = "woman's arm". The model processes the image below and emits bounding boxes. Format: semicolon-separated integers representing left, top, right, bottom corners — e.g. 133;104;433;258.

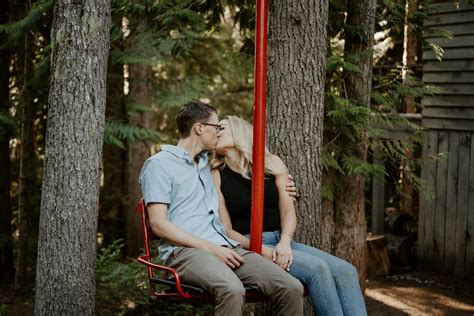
271;155;297;270
211;170;274;259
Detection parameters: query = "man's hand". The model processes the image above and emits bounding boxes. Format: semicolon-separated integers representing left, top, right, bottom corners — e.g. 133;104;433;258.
262;245;274;261
208;244;244;269
286;174;297;201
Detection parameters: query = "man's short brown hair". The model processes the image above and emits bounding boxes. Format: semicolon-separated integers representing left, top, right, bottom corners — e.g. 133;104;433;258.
176;100;217;137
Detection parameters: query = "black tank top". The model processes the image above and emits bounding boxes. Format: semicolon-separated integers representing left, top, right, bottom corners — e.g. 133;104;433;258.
219;166;281;235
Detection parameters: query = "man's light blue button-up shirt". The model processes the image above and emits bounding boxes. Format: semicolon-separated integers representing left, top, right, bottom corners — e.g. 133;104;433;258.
139;145;238;262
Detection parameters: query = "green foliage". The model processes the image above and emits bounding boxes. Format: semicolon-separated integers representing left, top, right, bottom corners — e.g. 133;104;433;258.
30;48;51;89
96;239;152;314
0;112;17;137
0;304;7;315
0;0;53;47
323;52;439;201
112;0;209;64
104;120;165;150
109;0;254;121
156;75;212;108
127;102;156;113
96;240;213;315
319;0;448;203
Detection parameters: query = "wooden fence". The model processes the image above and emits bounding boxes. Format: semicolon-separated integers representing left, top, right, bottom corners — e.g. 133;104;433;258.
418;0;474;277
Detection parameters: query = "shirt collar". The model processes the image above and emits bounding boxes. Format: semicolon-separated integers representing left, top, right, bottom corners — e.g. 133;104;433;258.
161;145;209;165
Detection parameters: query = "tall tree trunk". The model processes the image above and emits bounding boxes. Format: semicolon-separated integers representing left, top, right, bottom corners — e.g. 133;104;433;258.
400;0;417;213
332;0;377;285
34;1;110;314
125;21;152;257
100;17;126;246
125;63;151;257
0;0;15;284
265;0;329;314
16;23;37;290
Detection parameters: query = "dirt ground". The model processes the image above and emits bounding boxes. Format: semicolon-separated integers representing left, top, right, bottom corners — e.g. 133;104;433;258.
365;271;474;315
2;271;474;315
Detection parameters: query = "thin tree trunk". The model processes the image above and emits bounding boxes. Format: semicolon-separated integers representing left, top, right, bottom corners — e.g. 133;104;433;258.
400;0;417;214
34;1;110;314
16;24;37;290
403;0;417;114
320;169;336;253
265;0;329;314
0;0;15;284
100;17;126;246
332;0;377;285
125;63;151;257
125;21;152;256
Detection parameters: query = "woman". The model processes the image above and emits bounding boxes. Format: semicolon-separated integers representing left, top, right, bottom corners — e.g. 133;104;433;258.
211;116;367;316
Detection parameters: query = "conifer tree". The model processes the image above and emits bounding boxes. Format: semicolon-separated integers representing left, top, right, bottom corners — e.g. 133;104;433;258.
333;0;377;283
0;0;14;284
35;1;110;313
265;0;329;313
16;1;37;288
100;11;127;248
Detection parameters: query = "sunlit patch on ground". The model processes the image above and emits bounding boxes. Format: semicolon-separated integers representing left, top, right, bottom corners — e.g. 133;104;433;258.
365;273;474;315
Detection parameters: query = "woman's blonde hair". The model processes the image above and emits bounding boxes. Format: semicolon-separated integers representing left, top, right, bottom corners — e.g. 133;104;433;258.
212;115;276;179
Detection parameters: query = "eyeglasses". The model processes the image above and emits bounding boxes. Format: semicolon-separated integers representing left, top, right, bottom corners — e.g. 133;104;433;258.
199;122;223;131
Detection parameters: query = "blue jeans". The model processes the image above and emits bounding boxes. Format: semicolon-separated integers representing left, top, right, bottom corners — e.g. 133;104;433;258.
260;231;367;316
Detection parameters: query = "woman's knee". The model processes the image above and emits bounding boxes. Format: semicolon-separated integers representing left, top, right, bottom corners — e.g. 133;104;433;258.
309;259;332;279
334;260;359;280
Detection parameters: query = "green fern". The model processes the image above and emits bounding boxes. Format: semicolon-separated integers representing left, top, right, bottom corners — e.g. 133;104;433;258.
104;120;164;149
127;103;156;114
155;75;212;108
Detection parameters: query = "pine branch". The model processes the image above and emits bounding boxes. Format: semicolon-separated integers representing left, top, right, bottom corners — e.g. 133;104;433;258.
0;0;53;45
104;120;163;149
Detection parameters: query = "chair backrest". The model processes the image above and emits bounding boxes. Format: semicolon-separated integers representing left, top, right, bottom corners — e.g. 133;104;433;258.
135;199;160;259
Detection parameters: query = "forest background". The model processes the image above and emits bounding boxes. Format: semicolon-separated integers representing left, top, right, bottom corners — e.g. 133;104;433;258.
0;0;450;314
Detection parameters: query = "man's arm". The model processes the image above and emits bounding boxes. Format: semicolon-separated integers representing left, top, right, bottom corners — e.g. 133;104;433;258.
211;170;275;261
148;203;244;268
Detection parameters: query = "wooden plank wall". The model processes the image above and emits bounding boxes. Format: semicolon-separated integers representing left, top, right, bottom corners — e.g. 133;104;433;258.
418;0;474;277
422;1;474;130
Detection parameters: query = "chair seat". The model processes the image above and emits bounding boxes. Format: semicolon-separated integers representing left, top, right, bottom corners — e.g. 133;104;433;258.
151;277;206;295
150;277;270;302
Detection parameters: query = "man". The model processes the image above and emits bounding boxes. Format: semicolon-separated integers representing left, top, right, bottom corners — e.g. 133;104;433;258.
139;101;303;316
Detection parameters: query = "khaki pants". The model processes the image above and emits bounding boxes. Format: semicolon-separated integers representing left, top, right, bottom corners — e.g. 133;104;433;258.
166;246;303;316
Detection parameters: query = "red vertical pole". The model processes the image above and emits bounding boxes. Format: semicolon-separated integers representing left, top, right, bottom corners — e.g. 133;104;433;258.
249;0;268;254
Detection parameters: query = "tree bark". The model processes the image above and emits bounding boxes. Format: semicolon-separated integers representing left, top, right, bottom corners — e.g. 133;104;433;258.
34;1;110;314
124;20;152;257
331;0;377;285
265;0;329;314
100;16;126;246
0;0;14;284
16;22;38;290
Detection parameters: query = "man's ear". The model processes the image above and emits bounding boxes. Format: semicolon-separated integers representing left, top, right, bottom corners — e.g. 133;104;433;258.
194;123;202;136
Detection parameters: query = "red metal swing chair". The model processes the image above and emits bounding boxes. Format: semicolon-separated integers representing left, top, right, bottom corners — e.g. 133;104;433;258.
135;0;304;303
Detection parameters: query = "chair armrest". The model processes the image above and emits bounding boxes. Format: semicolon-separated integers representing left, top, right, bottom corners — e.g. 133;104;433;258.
137;255;193;299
